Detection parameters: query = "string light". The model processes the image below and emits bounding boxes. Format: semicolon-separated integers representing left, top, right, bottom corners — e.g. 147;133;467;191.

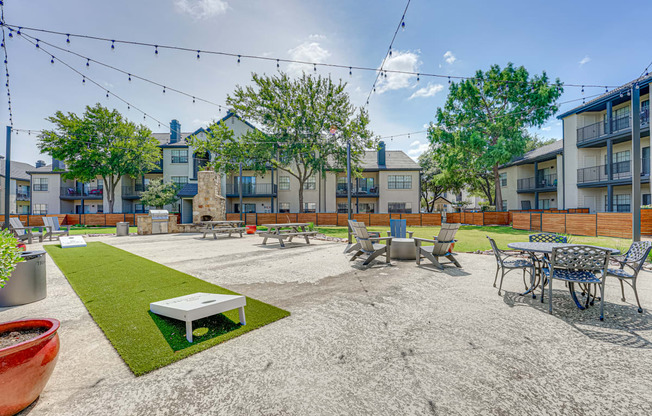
313;63;317;72
111;40;115;50
1;3;13;127
417;73;420;83
128;73;131;81
50;55;54;64
162;86;166;94
448;76;451;85
66;34;70;44
196;50;200;59
237;55;241;65
82;75;85;84
276;59;280;69
349;67;352;76
154;45;158;55
86;58;89;67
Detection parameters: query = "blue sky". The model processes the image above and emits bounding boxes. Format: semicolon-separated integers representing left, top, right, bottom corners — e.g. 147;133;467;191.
2;0;652;164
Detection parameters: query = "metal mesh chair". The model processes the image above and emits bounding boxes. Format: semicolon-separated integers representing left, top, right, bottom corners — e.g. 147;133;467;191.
487;236;534;296
529;233;568;243
607;241;652;313
348;220;392;266
543;245;610;320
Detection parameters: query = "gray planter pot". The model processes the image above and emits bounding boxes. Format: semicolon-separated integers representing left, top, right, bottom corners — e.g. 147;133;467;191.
0;250;47;307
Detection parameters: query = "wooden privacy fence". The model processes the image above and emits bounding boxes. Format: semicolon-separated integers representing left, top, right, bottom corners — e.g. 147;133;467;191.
225;212;442;227
6;213;180;227
445;211;510;226
512;210;652;239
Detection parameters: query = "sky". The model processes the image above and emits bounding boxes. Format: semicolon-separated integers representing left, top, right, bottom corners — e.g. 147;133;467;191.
2;0;652;166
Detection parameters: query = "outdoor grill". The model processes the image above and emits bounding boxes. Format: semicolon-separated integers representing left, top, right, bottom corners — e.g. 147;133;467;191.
149;209;169;234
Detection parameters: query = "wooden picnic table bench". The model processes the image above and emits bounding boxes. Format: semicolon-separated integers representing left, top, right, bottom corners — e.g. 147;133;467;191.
200;220;246;239
258;223;317;248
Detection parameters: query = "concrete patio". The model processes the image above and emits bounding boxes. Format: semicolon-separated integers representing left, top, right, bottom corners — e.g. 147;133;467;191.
3;232;652;415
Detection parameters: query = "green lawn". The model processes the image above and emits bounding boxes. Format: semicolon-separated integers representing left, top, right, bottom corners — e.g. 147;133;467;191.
316;225;635;254
45;242;290;376
68;226;138;235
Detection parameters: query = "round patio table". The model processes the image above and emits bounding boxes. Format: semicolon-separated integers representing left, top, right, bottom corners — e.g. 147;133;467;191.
507;242;620;309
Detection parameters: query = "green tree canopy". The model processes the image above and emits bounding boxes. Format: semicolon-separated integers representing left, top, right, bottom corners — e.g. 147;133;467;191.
428;63;563;211
418;148;465;212
188;72;375;212
139;179;180;209
39;104;162;213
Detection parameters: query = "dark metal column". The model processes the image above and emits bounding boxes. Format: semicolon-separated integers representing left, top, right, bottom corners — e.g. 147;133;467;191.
607;138;613;212
632;85;641;241
4;126;11;228
346;140;352;244
607;185;613;212
533;161;539;209
238;162;243;221
534;192;539;210
270;164;274;213
606;100;613;135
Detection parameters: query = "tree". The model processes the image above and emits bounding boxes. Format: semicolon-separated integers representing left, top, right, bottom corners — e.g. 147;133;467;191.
524;133;557;152
418;148;464;212
139;179;180;209
429;63;563;211
189;72;375;212
39;104;162;213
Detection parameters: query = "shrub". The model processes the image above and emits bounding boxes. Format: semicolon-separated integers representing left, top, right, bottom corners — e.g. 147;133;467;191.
0;229;24;288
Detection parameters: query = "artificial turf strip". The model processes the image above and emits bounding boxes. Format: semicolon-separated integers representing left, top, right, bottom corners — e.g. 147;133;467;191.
44;242;290;376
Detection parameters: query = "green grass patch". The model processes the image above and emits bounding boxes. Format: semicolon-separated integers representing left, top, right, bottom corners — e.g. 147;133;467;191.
45;242;290;375
68;226;138;235
316;225;634;254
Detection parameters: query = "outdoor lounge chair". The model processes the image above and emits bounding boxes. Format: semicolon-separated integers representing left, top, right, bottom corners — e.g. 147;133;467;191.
386;219;413;238
348;220;392;266
487;236;534;296
42;216;71;241
543;245;610;321
607;241;652;313
414;223;461;269
344;219;381;254
8;217;44;244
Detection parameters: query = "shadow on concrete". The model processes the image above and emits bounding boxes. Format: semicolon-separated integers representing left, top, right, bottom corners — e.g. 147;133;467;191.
148;311;241;352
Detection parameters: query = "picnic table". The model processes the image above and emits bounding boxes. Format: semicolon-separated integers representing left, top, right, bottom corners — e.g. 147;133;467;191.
258;223;317;248
200;220;246;239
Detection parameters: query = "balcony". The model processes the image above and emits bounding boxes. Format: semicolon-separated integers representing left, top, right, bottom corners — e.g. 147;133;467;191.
225;183;277;197
122;184;148;199
60;187;104;199
577;159;650;185
336;178;379;197
577;109;650;144
16;192;30;201
517;174;557;192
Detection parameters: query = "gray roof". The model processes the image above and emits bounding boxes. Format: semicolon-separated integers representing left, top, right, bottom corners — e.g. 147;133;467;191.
177;183;198;198
0;159;36;180
501;140;563;168
152;132;194;147
359;150;420;171
26;164;65;175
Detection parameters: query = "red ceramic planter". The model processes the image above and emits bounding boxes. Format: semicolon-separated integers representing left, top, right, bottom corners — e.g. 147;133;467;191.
0;319;60;416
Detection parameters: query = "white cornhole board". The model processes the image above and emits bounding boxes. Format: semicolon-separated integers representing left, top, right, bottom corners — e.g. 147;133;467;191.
59;235;87;248
150;292;246;342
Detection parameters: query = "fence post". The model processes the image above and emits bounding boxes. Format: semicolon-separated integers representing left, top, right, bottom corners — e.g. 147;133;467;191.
529;213;532;231
595;213;598;237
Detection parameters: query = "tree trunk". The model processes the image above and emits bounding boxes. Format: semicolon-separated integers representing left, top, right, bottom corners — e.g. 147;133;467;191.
298;181;304;214
102;177;114;214
493;164;502;211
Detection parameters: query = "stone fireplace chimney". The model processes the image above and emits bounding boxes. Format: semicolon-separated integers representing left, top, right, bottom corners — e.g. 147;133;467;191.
193;171;226;224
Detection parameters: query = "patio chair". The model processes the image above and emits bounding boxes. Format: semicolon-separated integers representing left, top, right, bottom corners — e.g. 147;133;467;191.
386;219;413;238
344;219;381;254
529;233;567;243
607;241;652;313
42;216;71;241
348;220;392;266
414;223;462;269
543;246;610;321
8;217;44;244
487;236;534;295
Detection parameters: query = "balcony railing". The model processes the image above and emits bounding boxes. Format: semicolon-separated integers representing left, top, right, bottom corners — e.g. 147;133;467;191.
60;187;104;198
16;192;30;201
336;179;379;197
225;183;277;196
122;184;149;198
577;110;650;144
577;159;650;184
517;174;557;191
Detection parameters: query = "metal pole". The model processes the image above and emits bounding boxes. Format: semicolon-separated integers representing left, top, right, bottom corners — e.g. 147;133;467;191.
4;126;11;229
347;139;352;244
632;84;641;241
238;161;243;221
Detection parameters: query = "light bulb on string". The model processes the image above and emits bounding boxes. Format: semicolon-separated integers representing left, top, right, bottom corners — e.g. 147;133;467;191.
143;114;146;121
7;30;12;38
197;50;200;59
389;47;392;57
314;63;317;72
605;86;608;93
581;85;584;94
448;76;451;85
127;105;130;110
35;39;39;48
111;40;115;50
401;20;405;31
66;34;70;44
636;83;640;90
417;73;420;83
237;55;241;65
50;56;54;65
16;27;21;36
86;59;90;67
163;86;166;94
349;67;352;77
628;90;631;96
620;92;624;98
154;45;159;55
106;91;110;99
128;74;131;82
192;97;196;103
276;59;280;69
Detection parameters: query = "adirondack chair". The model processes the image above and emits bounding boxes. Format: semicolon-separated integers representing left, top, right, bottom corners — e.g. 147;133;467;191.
413;223;461;269
348;220;392;265
345;219;381;254
8;217;44;244
43;216;71;241
385;219;414;238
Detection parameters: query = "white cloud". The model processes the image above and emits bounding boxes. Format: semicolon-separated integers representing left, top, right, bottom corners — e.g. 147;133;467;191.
579;55;591;66
308;34;326;40
375;50;420;94
407;141;430;158
410;140;421;147
409;83;444;100
443;51;456;65
541;126;552;131
174;0;229;19
287;41;331;76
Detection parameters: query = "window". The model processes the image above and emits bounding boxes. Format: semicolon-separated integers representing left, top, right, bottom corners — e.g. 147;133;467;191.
337;203;349;213
606;194;631;212
279;176;290;191
540;199;550;209
171;176;188;188
171;149;188;163
388;202;412;213
33;178;48;192
642;100;650;123
234;203;256;213
279;202;291;213
388;175;412;189
337;177;347;194
611;150;630;176
643;194;651;206
303;202;316;213
644;147;650;176
135;204;146;213
97;204;104;213
499;172;507;187
358;203;375;213
33;204;47;215
613;106;630;131
502;200;507;211
304;176;316;190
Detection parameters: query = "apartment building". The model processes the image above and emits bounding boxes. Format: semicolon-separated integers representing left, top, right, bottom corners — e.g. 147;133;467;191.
0;157;34;215
499;140;564;210
29;112;421;217
499;75;651;213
